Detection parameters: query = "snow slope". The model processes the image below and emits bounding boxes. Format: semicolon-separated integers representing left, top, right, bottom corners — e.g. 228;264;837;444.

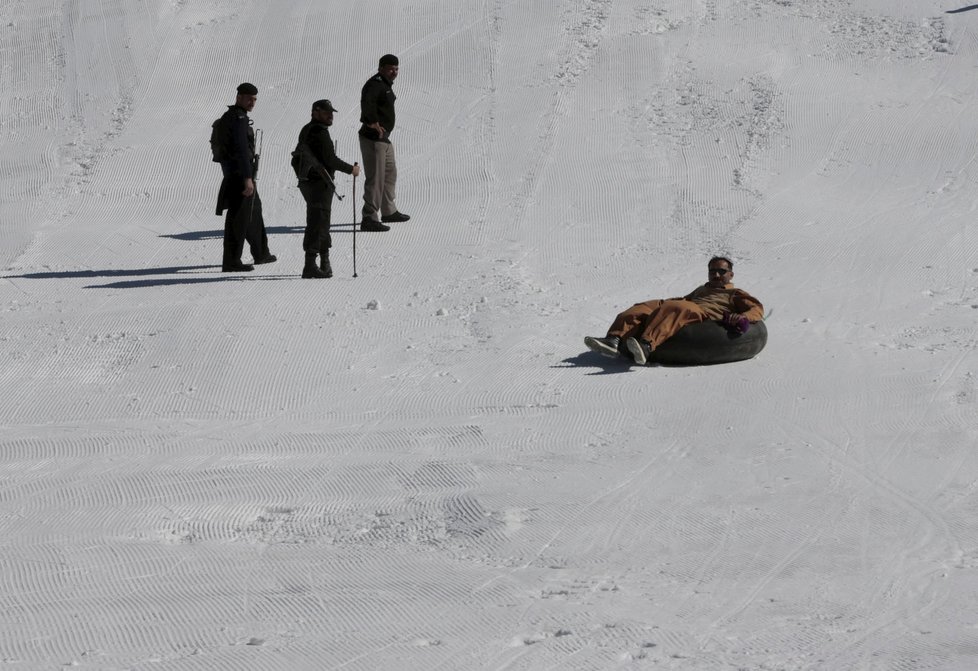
2;0;977;668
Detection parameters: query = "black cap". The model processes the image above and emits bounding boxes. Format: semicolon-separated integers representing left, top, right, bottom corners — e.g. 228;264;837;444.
379;54;399;67
236;82;258;95
312;99;337;112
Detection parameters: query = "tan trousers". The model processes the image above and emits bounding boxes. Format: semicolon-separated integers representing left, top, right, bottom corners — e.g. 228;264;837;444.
359;136;397;221
607;300;711;349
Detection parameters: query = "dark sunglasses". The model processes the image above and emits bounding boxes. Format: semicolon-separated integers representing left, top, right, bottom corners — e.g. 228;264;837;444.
708;267;730;275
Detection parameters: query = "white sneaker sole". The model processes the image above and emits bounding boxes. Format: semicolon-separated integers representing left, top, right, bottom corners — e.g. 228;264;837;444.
584;336;620;358
626;337;648;365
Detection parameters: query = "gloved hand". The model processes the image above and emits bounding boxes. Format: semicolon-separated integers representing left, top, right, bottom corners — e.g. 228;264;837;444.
722;311;751;334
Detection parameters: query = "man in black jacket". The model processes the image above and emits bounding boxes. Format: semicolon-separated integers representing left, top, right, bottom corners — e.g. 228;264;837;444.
358;54;409;232
215;82;275;272
293;99;360;278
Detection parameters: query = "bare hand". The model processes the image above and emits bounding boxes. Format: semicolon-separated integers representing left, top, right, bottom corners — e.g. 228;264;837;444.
352;163;361;177
370;122;386;138
243;178;255;197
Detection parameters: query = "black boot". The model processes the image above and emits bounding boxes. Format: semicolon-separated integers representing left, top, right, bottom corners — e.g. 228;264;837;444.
302;252;328;279
320;251;333;278
222;260;254;272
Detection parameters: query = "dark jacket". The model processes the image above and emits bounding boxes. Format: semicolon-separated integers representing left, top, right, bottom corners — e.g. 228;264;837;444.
295;121;355;186
219;105;255;179
215;105;256;215
358;72;396;142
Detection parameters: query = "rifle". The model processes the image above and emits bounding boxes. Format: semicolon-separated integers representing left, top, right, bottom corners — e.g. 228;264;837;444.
246;128;262;231
252;128;263;181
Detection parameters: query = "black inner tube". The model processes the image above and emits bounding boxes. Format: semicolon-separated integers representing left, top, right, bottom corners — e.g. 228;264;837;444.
648;320;768;366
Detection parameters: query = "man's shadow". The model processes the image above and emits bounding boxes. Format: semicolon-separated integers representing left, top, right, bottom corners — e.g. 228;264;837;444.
5;265;216;280
161;225;303;241
86;275;296;289
161;223;365;241
554;351;641;375
947;4;978;13
2;265;294;289
330;222;359;232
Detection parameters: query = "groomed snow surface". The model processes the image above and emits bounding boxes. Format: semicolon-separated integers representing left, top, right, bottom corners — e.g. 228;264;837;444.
2;0;977;669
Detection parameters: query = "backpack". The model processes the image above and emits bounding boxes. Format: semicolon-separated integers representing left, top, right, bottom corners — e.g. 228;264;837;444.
209;111;233;162
290;125;323;180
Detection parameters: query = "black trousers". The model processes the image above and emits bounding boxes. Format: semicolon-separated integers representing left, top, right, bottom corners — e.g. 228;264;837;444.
222;178;269;264
298;180;334;253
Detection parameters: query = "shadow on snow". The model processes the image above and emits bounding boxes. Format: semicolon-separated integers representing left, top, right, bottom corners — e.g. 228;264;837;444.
161;223;360;241
85;275;297;289
555;352;639;375
1;266;296;289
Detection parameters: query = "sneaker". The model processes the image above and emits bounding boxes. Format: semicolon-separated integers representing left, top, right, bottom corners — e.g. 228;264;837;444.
222;261;254;272
361;220;391;232
254;254;277;264
625;337;653;365
381;211;411;223
584;336;621;358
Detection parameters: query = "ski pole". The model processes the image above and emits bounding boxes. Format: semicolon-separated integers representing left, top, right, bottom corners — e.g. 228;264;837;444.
352;164;358;278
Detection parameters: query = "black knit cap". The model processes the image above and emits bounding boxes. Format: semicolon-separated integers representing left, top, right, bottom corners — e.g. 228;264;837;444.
312;99;337;112
236;82;258;95
378;54;399;67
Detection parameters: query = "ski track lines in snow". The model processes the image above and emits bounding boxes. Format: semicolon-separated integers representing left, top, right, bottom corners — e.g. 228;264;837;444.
750;356;970;667
535;2;650;277
5;2;173;271
508;0;611;234
0;425;603;667
392;2;497;249
0;404;860;668
4;0;978;668
0;2;75;266
658;9;793;259
54;3;149;259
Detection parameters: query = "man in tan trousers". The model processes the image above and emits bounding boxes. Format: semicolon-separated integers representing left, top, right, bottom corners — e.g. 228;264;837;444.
358;54;410;231
585;256;764;365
